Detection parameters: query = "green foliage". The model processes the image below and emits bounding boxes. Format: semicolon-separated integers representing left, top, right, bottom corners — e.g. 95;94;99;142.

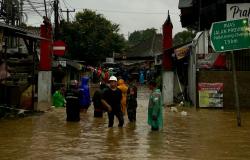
173;30;196;46
60;9;126;64
128;28;157;46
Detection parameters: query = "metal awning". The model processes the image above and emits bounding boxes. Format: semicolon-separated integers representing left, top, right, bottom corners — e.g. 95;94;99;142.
16;32;47;40
0;22;47;40
54;57;84;70
163;41;192;54
66;60;83;70
178;0;193;8
119;60;148;66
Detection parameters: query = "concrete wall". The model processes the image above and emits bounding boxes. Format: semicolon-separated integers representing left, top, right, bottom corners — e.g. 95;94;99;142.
162;72;174;105
37;71;51;111
197;71;250;109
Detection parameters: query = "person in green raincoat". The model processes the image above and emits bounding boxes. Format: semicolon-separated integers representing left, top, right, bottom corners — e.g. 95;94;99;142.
53;89;65;108
147;81;163;131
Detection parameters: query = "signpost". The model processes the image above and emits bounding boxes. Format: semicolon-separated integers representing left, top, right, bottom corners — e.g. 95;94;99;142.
210;18;250;126
210;18;250;52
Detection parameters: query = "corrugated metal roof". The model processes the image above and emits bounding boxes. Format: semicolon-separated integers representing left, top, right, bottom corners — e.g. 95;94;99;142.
178;0;193;8
0;22;46;40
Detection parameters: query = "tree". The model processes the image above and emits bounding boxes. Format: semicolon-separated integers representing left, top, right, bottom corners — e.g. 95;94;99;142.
128;28;157;46
173;30;196;46
60;9;126;64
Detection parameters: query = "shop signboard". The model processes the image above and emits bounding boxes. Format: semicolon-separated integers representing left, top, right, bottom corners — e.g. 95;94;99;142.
174;47;189;60
106;57;114;63
227;3;250;22
210;18;250;52
198;83;223;108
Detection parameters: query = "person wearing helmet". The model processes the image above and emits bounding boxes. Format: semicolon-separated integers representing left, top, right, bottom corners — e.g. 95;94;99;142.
101;76;124;127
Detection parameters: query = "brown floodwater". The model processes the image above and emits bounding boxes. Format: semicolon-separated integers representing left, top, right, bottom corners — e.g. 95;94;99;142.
1;86;250;160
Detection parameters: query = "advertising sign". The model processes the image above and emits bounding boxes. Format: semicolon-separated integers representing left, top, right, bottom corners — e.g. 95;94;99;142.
174;47;189;60
197;53;227;69
106;58;114;63
227;3;250;22
198;83;223;108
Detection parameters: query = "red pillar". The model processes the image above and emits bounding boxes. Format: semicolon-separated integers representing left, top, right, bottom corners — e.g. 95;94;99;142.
162;11;173;70
39;21;52;71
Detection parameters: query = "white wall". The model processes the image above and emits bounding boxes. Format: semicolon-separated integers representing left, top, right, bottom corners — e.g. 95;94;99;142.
37;71;52;111
162;71;174;105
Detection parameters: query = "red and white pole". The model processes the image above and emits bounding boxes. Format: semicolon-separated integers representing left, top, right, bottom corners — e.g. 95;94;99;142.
37;20;53;111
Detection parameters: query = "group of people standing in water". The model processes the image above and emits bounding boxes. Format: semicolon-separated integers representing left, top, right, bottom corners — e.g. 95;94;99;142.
92;75;163;131
65;74;163;131
92;76;138;127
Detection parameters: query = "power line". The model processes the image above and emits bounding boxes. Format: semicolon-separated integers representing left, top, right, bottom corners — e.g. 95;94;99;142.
23;0;44;5
60;0;75;22
26;0;44;18
61;9;75;22
74;8;180;15
69;12;74;21
23;9;45;12
63;0;74;9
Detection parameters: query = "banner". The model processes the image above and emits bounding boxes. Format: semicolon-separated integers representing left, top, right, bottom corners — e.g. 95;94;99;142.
197;53;226;69
174;47;189;60
198;83;223;108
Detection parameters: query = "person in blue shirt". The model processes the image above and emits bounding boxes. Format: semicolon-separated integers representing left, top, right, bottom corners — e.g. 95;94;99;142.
139;70;144;85
79;76;91;113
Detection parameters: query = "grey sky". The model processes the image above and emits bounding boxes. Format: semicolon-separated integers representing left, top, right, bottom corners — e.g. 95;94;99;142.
27;0;185;38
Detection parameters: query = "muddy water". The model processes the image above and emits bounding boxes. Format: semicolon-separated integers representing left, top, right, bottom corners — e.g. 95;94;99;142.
1;86;250;160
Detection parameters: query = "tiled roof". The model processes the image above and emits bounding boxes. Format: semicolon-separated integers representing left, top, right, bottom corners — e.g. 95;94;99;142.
126;34;162;58
178;0;193;8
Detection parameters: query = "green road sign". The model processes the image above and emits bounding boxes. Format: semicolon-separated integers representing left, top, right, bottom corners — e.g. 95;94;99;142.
210;18;250;52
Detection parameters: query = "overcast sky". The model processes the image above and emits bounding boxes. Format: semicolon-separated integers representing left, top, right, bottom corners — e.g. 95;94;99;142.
27;0;185;38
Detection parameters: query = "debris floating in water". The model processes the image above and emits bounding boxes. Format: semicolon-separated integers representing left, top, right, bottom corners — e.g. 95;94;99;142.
181;111;187;116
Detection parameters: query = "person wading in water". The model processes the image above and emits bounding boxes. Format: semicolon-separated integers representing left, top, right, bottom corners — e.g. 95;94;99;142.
101;76;124;127
147;81;163;131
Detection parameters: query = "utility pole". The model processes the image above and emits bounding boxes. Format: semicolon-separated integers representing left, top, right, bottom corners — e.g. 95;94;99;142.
198;0;201;31
44;0;47;18
54;0;59;40
19;0;23;25
61;9;75;22
6;0;11;24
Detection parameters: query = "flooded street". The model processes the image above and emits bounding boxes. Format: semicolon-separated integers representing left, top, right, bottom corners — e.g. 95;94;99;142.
1;86;250;160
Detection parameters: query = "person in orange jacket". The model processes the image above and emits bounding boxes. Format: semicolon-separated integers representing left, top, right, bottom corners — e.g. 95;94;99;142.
117;79;128;115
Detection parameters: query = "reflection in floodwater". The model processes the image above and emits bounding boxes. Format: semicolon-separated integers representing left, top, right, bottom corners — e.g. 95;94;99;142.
1;86;250;159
